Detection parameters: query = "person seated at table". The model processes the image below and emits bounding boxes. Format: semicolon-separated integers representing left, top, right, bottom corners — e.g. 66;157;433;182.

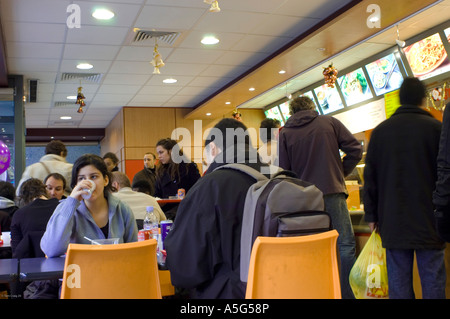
41;154;138;258
132;179;153;196
164;118;269;299
0;181;18;233
44;173;67;201
103;152;119;172
154;138;201;220
10;178;59;258
111;171;166;226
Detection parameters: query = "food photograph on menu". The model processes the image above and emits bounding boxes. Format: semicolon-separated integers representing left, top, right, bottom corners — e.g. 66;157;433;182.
337;68;373;106
264;106;284;123
313;84;344;115
365;53;404;96
278;101;291;122
404;32;450;80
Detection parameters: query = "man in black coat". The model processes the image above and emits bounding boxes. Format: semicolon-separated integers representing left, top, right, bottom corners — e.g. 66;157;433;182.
364;77;445;299
164;118;268;299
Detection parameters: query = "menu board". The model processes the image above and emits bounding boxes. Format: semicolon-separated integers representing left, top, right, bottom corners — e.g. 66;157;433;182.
264;106;284;123
337;68;373;106
365;53;404;96
313;84;344;114
404;32;450;80
278;101;290;122
445;27;450;44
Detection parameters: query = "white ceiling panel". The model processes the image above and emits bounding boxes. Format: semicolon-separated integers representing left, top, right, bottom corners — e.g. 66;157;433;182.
135;6;205;30
63;44;121;61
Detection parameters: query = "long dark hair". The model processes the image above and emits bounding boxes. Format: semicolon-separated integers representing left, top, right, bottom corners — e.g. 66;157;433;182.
71;154;113;197
155;138;187;182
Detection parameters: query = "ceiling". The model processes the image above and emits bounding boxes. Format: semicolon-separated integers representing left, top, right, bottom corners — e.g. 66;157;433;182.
0;0;449;142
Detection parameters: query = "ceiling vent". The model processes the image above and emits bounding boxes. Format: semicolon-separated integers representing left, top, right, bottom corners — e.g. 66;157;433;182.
129;28;181;46
59;73;103;84
49;120;80;127
54;101;79;108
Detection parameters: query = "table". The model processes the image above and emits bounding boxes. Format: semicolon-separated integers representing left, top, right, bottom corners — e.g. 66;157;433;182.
157;199;182;205
19;257;66;282
0;258;18;283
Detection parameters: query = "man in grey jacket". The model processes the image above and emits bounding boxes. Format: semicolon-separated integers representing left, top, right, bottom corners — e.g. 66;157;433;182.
278;96;362;299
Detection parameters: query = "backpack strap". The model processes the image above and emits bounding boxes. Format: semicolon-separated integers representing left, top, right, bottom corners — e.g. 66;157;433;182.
214;163;287;181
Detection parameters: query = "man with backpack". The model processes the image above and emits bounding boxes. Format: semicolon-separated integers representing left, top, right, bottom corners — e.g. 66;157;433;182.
278;96;362;299
164;118;268;299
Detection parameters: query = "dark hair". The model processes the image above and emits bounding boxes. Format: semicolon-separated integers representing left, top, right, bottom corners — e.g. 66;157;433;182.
399;77;426;106
131;179;152;195
44;172;67;190
260;118;281;143
289;96;316;114
0;181;15;201
205;118;250;149
45;140;67;157
144;152;156;160
103;152;119;165
155;138;185;182
19;178;48;205
71;154;112;196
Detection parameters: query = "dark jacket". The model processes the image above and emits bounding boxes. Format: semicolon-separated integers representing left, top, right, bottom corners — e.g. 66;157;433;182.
433;102;450;241
10;198;60;256
154;161;200;199
132;167;157;196
278;110;362;195
165;146;268;299
364;105;444;250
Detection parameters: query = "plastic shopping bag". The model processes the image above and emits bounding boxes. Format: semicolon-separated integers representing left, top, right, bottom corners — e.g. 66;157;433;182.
349;231;389;299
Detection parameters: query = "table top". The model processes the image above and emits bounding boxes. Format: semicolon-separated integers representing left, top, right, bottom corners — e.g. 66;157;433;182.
19;257;66;282
0;258;18;283
157;199;182;204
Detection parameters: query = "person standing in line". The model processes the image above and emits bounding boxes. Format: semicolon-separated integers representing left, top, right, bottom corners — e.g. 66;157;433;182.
16;140;73;197
364;77;445;299
132;152;157;196
258;118;281;165
278;96;362;299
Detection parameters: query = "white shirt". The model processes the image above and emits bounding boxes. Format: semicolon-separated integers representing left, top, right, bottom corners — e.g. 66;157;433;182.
112;187;166;222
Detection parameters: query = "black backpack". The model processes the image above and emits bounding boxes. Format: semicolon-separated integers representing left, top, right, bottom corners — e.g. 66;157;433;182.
215;164;333;282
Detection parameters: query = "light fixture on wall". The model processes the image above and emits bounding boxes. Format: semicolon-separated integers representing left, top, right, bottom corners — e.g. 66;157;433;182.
150;40;165;74
395;25;406;48
204;0;220;12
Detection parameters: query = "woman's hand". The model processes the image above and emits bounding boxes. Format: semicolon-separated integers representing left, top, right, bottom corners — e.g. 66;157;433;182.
70;180;93;201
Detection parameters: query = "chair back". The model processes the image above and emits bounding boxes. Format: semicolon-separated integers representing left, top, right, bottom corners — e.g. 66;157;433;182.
61;239;161;299
245;230;341;299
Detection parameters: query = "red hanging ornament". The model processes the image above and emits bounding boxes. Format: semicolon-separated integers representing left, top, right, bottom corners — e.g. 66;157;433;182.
323;63;338;88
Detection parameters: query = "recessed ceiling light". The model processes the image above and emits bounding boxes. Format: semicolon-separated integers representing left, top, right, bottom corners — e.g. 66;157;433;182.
60;116;72;120
201;36;219;45
225;102;231;105
249;87;255;91
163;78;177;84
77;63;93;70
67;95;77;100
206;113;212;116
92;8;115;20
279;70;286;74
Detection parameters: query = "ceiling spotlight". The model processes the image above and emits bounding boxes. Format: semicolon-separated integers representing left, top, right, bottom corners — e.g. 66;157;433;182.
60;116;72;120
77;63;93;70
279;70;286;74
201;36;220;45
225;101;231;105
92;8;115;20
67;95;77;100
206;113;212;116
163;78;177;84
249;87;255;91
396;25;406;48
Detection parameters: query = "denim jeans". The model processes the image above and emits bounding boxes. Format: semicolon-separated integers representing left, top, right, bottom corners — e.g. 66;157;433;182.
323;193;356;299
386;249;446;299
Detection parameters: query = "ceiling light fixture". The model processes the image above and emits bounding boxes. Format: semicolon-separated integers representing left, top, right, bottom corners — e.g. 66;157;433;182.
201;36;219;45
279;70;286;74
92;8;115;20
60;116;72;120
76;63;93;70
206;113;212;116
249;87;255;91
225;101;231;105
163;78;177;84
67;95;77;100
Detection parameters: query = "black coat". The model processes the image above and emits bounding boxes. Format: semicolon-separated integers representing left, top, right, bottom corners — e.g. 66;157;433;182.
154;162;200;199
164;149;267;299
364;105;444;250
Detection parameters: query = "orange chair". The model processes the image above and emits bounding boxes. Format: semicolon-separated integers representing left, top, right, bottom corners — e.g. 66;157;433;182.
158;270;175;297
245;230;341;299
60;239;161;299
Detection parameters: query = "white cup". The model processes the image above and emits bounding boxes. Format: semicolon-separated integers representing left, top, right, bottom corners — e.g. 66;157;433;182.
81;179;96;200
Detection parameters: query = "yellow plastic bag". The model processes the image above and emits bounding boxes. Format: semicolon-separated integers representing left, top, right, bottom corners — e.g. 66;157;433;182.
349;231;389;299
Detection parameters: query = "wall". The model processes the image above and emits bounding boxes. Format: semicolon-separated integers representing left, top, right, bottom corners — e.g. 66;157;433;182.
25;144;101;167
101;107;266;181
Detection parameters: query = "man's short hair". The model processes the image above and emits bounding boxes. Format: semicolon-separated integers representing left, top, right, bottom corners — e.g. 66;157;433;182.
144;152;156;159
399;77;426;106
111;171;131;188
45;140;67;157
289;96;316;115
260;118;281;143
132;179;152;195
44;172;67;190
205;118;249;150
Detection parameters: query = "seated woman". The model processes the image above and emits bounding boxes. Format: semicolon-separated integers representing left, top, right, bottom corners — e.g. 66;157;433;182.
41;154;138;258
10;178;59;258
155;138;201;220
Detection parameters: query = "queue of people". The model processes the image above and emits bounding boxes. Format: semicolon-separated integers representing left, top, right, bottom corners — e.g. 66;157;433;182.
1;77;450;300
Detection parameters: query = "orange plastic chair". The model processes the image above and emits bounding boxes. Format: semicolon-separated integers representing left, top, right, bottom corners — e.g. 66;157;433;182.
60;239;161;299
158;270;175;297
245;230;341;299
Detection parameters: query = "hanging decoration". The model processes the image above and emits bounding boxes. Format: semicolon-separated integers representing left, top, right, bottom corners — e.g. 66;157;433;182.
150;41;165;74
75;86;86;113
323;63;338;88
204;0;220;12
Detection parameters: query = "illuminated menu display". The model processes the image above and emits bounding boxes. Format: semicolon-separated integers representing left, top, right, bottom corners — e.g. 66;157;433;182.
365;53;403;96
313;84;344;114
264;106;284;123
337;68;373;106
